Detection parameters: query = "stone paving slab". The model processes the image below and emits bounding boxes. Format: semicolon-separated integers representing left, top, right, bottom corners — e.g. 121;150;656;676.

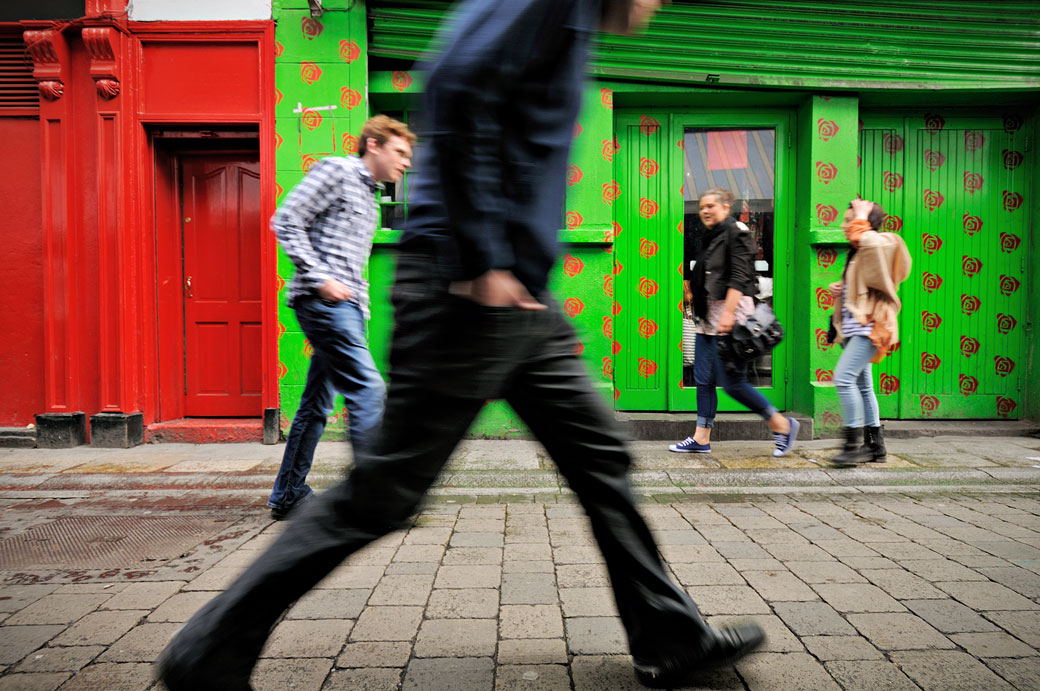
1;473;1040;690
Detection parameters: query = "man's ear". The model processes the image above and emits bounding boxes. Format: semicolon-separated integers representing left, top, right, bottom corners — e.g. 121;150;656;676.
600;0;633;34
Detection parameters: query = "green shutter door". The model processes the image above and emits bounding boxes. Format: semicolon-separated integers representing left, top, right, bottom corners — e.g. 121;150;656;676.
613;113;670;410
858;119;908;419
861;113;1030;419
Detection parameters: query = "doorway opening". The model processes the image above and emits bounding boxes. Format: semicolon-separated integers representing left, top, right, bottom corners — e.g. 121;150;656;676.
154;132;264;422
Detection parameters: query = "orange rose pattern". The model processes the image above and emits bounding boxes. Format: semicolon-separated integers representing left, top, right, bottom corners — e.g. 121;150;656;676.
816;204;837;226
638;198;658;219
340;87;362;109
963;171;984;194
923;149;946;171
921;311;941;332
563;297;584;318
960;294;980;316
962;213;983;236
920;395;940;416
562;254;583;277
300;61;322;85
302;108;322;131
301;17;323;39
815;161;837;185
994;356;1015;378
961;256;982;278
392;71;413;92
816;119;838;141
959;374;978;397
339;40;360;63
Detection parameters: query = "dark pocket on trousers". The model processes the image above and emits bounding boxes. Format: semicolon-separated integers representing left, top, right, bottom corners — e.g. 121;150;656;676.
429;297;526;400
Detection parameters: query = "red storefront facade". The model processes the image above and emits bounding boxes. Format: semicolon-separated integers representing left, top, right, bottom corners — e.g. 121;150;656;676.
0;1;278;446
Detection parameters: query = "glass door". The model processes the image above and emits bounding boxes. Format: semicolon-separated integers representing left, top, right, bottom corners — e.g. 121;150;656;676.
671;113;792;412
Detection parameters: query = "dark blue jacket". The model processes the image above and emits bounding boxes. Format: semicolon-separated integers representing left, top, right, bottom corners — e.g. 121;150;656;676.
402;0;603;293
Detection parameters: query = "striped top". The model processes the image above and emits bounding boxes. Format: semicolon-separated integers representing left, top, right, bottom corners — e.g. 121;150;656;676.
272;156;381;319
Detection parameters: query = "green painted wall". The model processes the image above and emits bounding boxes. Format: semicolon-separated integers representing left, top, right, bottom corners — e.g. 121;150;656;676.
272;0;620;439
273;0;370;436
273;1;1037;440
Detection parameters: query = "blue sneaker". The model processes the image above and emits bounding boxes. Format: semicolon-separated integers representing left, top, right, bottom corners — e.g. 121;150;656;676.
773;417;800;457
669;436;711;453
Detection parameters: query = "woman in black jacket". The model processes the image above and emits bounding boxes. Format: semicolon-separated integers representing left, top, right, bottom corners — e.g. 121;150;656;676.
670;187;800;456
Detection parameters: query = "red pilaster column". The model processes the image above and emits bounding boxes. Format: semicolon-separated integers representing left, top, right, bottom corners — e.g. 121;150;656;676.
24;27;82;415
83;23;141;415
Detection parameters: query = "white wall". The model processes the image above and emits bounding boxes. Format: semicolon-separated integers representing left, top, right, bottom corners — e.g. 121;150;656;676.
128;0;272;21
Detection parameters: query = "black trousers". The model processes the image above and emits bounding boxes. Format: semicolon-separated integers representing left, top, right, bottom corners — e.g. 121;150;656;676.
166;246;710;686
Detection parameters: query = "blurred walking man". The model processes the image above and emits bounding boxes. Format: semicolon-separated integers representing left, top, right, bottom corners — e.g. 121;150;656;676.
267;116;414;520
158;2;764;689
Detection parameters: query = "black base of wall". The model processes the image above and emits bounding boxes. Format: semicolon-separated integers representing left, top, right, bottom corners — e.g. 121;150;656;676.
0;427;37;448
35;412;87;448
263;408;280;445
90;412;144;448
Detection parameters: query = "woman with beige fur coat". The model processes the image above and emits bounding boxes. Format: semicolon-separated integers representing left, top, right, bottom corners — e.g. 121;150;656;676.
828;198;911;466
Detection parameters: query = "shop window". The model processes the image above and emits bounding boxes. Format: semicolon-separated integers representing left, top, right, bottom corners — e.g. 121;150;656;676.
373;107;424;231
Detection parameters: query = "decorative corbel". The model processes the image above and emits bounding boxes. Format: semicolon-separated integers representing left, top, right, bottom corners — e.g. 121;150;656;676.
83;26;121;100
23;29;68;101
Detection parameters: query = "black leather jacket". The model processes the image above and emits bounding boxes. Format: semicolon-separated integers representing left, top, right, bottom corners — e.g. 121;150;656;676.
690;216;758;319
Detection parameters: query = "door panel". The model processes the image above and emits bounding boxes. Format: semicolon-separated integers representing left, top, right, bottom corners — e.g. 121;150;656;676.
613;117;670;410
860;115;1028;419
613;111;792;413
181;154;263;416
858;122;906;418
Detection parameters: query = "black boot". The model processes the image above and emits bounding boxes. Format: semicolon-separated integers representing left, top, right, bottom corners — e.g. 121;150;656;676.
831;427;872;466
863;425;886;462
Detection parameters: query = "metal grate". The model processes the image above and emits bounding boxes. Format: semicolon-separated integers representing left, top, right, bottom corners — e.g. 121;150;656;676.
0;34;39;112
0;516;235;569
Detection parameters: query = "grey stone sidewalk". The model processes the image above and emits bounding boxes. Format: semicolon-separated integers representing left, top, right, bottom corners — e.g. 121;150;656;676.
1;487;1039;690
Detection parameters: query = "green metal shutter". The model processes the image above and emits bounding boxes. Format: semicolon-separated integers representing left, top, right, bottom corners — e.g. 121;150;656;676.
860;113;1030;419
369;1;1040;91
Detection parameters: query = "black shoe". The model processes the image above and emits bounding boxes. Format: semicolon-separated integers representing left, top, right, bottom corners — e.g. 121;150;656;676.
633;623;766;688
156;634;254;691
862;425;886;462
269;489;314;521
831;427;873;467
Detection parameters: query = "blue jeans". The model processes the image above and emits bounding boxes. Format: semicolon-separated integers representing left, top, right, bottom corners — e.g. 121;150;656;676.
694;333;778;428
834;335;880;428
268;297;386;510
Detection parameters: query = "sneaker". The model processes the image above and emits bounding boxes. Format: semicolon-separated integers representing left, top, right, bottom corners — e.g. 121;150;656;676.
634;622;766;688
669;436;711;453
772;416;800;457
269;489;315;521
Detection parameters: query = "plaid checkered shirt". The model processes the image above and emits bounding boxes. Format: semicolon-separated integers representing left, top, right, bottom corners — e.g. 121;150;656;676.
273;155;381;319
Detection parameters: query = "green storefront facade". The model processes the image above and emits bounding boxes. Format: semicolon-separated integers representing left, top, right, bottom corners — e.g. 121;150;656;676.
272;0;1039;439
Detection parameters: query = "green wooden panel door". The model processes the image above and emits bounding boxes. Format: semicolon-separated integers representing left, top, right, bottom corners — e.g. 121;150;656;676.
861;113;1030;419
613;113;670;410
614;110;792;413
859;118;909;418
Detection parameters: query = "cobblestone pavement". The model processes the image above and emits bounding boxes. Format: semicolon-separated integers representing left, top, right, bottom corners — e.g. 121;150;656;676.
1;438;1039;689
1;489;1039;689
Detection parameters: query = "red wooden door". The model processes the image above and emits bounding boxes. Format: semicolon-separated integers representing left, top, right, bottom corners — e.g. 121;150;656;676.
180;154;263;416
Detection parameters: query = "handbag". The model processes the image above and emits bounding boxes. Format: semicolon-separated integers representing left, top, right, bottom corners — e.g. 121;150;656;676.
720;302;784;364
682;307;697;366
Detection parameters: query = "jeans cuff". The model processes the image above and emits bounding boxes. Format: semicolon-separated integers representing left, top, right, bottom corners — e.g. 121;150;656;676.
697;416;714;429
763;406;779;419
